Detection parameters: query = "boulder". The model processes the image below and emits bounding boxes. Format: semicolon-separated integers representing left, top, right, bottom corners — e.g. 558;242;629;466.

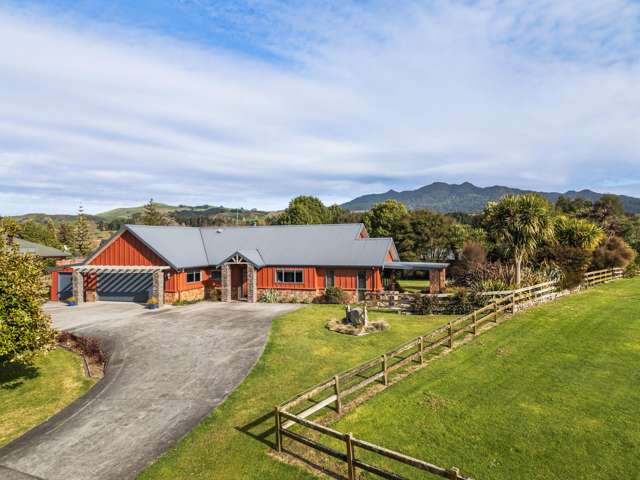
345;305;368;327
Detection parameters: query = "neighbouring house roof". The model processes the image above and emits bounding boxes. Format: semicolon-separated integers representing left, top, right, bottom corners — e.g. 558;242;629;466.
93;223;398;270
10;237;70;258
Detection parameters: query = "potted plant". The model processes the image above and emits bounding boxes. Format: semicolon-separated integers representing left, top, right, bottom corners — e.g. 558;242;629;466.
66;296;77;306
147;296;159;310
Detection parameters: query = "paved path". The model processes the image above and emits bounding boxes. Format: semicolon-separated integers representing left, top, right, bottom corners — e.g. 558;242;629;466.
0;301;299;480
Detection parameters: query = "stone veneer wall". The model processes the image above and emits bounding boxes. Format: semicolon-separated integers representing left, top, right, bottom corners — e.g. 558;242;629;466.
85;290;97;302
256;288;358;304
164;287;205;304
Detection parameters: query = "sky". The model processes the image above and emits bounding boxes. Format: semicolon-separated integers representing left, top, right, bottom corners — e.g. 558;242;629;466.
1;0;640;215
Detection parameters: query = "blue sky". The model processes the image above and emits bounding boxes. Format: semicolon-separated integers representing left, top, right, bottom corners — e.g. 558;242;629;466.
1;0;640;214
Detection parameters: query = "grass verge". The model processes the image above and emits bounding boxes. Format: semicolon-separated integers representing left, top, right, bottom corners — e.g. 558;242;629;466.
139;304;452;479
0;348;95;447
331;278;640;479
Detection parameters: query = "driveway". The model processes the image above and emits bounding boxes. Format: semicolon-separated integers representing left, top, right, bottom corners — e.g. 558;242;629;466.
0;301;299;480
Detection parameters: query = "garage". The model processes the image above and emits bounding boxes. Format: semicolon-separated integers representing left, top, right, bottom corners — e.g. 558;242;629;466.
97;272;153;303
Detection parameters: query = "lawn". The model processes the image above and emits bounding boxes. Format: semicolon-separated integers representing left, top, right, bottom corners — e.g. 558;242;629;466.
140;304;452;479
331;278;640;479
398;278;429;293
0;348;95;447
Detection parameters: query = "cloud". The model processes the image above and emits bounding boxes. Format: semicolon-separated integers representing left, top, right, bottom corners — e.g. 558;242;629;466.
0;1;639;214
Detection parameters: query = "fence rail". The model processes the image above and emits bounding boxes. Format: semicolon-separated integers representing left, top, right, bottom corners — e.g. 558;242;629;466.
273;268;624;480
367;268;623;313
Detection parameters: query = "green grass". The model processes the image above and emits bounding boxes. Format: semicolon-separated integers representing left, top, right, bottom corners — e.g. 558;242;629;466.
0;348;95;447
331;278;640;479
140;304;451;479
398;278;429;293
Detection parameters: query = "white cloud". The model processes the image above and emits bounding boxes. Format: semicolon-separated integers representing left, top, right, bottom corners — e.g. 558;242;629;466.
1;1;639;215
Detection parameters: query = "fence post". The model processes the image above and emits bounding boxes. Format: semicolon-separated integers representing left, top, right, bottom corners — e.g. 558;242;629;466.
274;406;283;453
448;467;460;480
493;302;499;323
511;293;516;314
419;336;424;365
334;375;342;414
345;432;356;480
382;354;389;385
472;311;477;336
448;322;453;348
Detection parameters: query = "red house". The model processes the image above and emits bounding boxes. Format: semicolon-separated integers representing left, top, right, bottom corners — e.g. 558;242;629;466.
50;223;448;305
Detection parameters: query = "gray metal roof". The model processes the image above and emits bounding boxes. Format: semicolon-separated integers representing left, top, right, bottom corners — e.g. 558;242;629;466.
383;261;449;271
13;238;70;258
119;224;396;270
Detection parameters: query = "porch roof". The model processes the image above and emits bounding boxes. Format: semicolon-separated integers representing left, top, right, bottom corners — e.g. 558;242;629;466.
383;261;449;271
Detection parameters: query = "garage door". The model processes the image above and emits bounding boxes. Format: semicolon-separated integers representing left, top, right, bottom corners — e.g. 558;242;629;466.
97;272;153;303
58;272;72;301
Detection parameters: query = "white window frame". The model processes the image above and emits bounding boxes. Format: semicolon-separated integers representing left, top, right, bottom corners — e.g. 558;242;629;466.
275;268;304;284
186;270;202;284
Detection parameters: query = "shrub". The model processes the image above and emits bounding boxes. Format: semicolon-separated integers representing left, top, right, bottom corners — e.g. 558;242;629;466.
0;232;55;364
551;245;593;289
57;331;104;365
592;236;637;270
448;289;487;315
259;289;279;303
323;286;349;304
450;241;487;286
414;295;441;315
147;296;158;305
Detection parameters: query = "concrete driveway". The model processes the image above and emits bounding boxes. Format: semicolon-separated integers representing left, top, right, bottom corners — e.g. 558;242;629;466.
0;301;299;480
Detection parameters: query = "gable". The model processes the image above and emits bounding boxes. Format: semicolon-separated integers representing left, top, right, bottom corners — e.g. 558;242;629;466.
91;230;167;266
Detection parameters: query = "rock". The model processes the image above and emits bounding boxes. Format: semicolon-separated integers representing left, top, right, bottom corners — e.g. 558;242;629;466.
345;305;368;327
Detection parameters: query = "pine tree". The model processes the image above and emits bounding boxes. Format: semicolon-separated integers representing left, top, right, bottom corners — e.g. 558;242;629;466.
73;205;95;256
141;198;170;226
58;222;74;251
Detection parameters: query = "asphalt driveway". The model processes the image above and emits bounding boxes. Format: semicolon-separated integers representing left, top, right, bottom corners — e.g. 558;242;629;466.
0;301;299;480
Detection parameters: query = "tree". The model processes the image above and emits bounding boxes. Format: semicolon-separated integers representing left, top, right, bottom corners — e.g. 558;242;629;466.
141;198;171;226
363;200;408;237
58;222;75;251
483;194;554;286
278;196;329;225
589;194;625;234
18;219;60;249
552;216;604;287
0;230;55;364
592;236;637;270
555;196;592;215
73;205;95;256
393;209;456;262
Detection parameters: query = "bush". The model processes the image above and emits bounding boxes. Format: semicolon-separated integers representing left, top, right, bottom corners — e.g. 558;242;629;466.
414;295;441;315
551;245;593;289
448;289;487;315
0;232;55;364
450;241;487;286
322;287;349;304
259;289;279;303
592;236;637;270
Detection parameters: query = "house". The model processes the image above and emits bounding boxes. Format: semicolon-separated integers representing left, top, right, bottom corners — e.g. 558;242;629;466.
50;223;448;305
8;237;71;260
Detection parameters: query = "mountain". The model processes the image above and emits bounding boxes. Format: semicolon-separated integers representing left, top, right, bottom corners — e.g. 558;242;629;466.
341;182;640;214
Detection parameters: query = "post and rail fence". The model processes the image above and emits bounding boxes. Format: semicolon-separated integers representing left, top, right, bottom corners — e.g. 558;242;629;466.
272;268;624;480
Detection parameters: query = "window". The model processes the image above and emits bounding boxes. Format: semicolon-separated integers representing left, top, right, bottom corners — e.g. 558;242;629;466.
186;270;202;283
276;269;304;284
210;269;222;282
325;270;335;288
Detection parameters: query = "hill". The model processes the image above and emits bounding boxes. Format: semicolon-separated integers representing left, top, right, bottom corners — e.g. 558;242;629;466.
342;181;640;213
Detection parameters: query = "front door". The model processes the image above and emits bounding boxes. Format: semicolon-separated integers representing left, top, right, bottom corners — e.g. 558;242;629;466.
230;264;247;300
357;271;367;301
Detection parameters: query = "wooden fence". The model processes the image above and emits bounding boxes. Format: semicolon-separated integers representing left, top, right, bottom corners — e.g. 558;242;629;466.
273;268;624;480
367;268;623;313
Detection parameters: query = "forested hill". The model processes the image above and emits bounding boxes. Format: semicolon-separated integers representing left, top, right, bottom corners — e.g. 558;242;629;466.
342;182;640;213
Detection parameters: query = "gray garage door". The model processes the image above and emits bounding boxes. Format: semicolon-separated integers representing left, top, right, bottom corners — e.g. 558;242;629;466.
97;272;153;303
58;272;72;301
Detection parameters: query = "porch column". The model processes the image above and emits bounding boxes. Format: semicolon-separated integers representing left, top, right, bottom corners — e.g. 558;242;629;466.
221;264;232;302
246;264;257;303
153;270;164;307
429;268;447;294
72;270;84;304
